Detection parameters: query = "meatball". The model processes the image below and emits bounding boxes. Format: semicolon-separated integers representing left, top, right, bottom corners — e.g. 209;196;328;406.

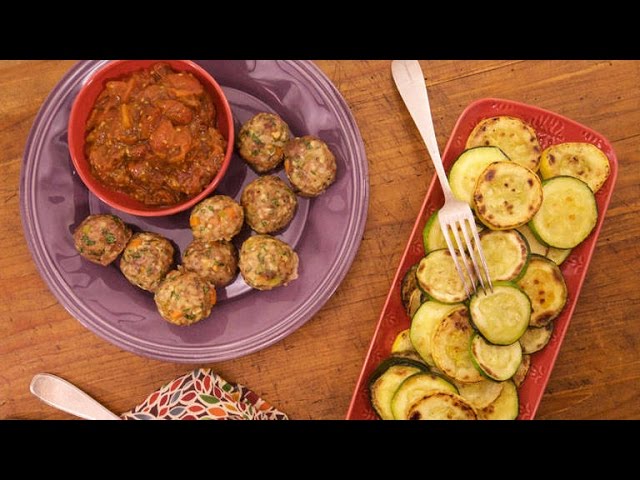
190;195;244;241
239;235;299;291
237;112;291;172
241;175;298;234
183;239;238;288
154;268;216;326
119;232;175;292
284;135;337;197
73;214;131;266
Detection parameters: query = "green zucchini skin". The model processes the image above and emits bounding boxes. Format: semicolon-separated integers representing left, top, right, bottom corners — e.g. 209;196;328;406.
368;357;428;420
390;372;458;420
529;176;598;249
517;254;567;327
470;333;522;382
469;282;531;345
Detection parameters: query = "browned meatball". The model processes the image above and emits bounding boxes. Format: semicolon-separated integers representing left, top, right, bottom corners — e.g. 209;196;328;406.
119;232;175;292
239;235;299;291
241;175;297;234
154;268;216;326
284;135;337;197
73;214;131;266
182;239;238;288
236;113;291;172
190;195;244;241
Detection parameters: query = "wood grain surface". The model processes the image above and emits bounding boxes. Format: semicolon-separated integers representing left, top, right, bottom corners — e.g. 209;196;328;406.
1;60;639;420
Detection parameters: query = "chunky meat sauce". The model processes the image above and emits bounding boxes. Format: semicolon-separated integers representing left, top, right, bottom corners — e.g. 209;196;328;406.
85;63;226;206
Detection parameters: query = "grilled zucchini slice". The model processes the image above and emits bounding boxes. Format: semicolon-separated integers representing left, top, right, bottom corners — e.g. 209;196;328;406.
416;249;475;303
431;308;483;383
410;301;465;366
517;254;567;327
466;116;541;172
400;263;427;317
407;392;477;420
546;247;571;265
422;211;483;253
473;161;543;230
391;372;458;420
478;229;529;282
512;354;531;387
469;283;531;345
392;329;416;354
529;176;598;249
401;264;420;310
478;380;519;420
368;357;427;420
516;224;549;256
456;379;504;410
520;323;554;354
449;146;510;205
539;142;610;193
470;334;522;382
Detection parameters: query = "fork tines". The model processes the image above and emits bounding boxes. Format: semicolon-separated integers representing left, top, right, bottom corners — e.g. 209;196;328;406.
439;215;493;299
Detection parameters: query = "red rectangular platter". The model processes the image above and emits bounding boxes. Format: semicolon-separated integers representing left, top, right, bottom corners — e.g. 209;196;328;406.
346;98;618;420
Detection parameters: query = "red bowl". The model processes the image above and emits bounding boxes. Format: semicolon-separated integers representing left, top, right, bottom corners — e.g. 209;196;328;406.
68;60;234;217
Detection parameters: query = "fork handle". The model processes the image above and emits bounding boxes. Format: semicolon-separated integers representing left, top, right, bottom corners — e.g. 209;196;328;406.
391;60;453;199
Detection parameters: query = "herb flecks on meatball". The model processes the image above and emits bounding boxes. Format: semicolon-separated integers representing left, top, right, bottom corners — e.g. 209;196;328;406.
154;268;216;326
190;195;244;241
239;234;299;291
119;232;175;292
241;175;297;234
284;135;337;197
237;113;291;173
73;214;132;266
183;239;238;288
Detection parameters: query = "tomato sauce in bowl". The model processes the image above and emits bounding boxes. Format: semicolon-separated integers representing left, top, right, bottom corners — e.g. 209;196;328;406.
84;62;227;207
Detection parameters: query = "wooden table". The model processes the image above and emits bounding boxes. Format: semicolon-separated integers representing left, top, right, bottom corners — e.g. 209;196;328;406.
1;60;639;420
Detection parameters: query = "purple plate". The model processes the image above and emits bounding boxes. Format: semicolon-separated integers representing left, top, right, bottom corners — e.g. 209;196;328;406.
20;60;369;363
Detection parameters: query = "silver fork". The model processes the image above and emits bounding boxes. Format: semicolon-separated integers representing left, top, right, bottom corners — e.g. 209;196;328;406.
391;60;492;297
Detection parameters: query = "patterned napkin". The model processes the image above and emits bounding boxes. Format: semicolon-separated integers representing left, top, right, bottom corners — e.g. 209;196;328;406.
121;368;288;420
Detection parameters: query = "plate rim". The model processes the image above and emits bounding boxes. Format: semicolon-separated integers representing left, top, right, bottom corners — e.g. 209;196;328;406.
20;60;370;363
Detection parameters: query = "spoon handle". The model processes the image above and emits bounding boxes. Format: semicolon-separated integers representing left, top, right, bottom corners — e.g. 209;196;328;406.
30;373;121;420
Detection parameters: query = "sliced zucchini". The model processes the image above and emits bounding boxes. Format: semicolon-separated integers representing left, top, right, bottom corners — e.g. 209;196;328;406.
408;289;427;318
368;357;427;420
431;308;483;383
529;176;598;249
400;264;420;311
416;249;474;304
449;146;510;205
469;283;531;345
473;161;543;230
546;247;571;266
465;116;541;172
410;301;465;366
520;323;554;354
478;380;519;420
391;372;458;420
391;329;416;355
516;224;548;256
456;379;504;410
517;254;567;327
478;229;529;282
470;334;522;382
422;211;483;253
539;142;610;193
512;354;531;388
407;392;477;420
